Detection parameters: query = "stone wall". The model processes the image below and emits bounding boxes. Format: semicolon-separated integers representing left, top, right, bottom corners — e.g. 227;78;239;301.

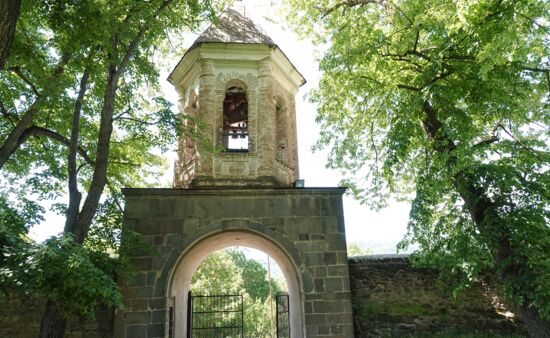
349;255;526;337
116;187;355;338
0;292;113;338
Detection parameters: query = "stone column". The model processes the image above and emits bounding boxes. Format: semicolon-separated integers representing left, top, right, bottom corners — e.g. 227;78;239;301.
256;57;275;178
196;60;216;179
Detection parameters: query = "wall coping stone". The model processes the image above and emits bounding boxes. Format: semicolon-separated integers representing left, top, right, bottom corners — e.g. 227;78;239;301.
348;254;410;263
122;187;347;197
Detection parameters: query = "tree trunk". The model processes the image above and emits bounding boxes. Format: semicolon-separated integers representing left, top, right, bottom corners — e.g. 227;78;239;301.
0;105;39;169
0;0;21;69
38;299;66;338
421;100;550;336
73;66;119;244
518;306;550;338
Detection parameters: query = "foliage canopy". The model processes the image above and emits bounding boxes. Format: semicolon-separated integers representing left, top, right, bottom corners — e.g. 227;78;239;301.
0;0;226;333
283;0;550;334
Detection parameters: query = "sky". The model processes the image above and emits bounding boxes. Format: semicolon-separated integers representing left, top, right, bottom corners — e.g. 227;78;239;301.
30;0;412;254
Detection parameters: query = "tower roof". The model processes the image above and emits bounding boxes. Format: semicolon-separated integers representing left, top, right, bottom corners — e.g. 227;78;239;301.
192;6;275;46
168;3;306;87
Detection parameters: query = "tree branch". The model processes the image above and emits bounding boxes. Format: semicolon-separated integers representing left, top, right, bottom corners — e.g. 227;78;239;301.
21;126;94;165
8;66;40;96
321;0;382;19
0;53;71;169
397;83;420;91
64;53;92;234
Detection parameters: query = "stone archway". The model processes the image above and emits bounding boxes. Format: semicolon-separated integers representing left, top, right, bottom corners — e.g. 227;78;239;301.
114;187;355;338
167;230;305;337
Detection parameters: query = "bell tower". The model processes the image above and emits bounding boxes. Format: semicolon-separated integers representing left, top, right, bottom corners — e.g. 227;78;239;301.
168;4;305;188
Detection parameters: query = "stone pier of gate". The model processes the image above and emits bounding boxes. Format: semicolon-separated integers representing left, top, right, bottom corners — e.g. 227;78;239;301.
114;187;354;338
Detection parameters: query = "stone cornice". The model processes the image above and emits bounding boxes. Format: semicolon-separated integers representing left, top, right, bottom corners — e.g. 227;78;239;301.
122;187;347;197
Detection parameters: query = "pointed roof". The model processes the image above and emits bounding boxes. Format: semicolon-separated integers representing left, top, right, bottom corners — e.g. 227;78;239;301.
193;7;275;46
168;3;306;87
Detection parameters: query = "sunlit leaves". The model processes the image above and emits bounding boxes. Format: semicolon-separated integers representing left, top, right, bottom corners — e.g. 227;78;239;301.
284;0;550;320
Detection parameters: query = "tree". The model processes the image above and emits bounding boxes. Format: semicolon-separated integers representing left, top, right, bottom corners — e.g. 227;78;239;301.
347;242;372;257
0;0;21;69
228;249;280;300
0;1;225;337
190;249;282;337
283;0;550;336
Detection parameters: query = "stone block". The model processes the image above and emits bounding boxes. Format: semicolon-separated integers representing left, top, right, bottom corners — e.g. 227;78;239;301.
126;273;147;287
298;233;309;241
304;252;325;266
305;325;318;336
133;221;161;236
136;287;154;299
306;313;327;325
147;324;164;337
310;234;326;240
151;310;165;324
313;301;329;313
125;199;151;219
327;234;346;251
221;198;254;218
318;325;331;335
126;324;147;338
161;220;184;234
293;197;320;216
302;272;314;293
149;198;176;218
147;272;157;286
182;218;200;233
314;278;325;293
131;299;148;311
124;311;151;325
326;277;343;293
328;265;348;276
324;252;337;265
314;266;327;278
153;236;165;247
330;300;345;313
252;197;292;217
304;301;313;314
148;298;165;310
132;258;152;271
305;293;322;301
337;251;348;264
295;240;325;253
326;312;353;325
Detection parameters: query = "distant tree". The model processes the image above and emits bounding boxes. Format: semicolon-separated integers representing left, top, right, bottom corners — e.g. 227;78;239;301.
228;249;280;300
284;0;550;336
190;250;244;295
347;242;372;257
190;248;282;337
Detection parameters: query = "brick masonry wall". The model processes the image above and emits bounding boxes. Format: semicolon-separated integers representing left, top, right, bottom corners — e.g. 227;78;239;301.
349;255;526;337
0;292;113;338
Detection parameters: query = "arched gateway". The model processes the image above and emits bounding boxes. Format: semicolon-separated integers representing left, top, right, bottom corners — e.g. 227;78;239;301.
115;4;354;338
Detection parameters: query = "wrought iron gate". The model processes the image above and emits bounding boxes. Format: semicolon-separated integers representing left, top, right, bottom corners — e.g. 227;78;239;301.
187;291;244;337
275;292;290;338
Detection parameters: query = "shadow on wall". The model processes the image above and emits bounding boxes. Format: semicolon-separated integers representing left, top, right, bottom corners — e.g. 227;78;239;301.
348;255;527;338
